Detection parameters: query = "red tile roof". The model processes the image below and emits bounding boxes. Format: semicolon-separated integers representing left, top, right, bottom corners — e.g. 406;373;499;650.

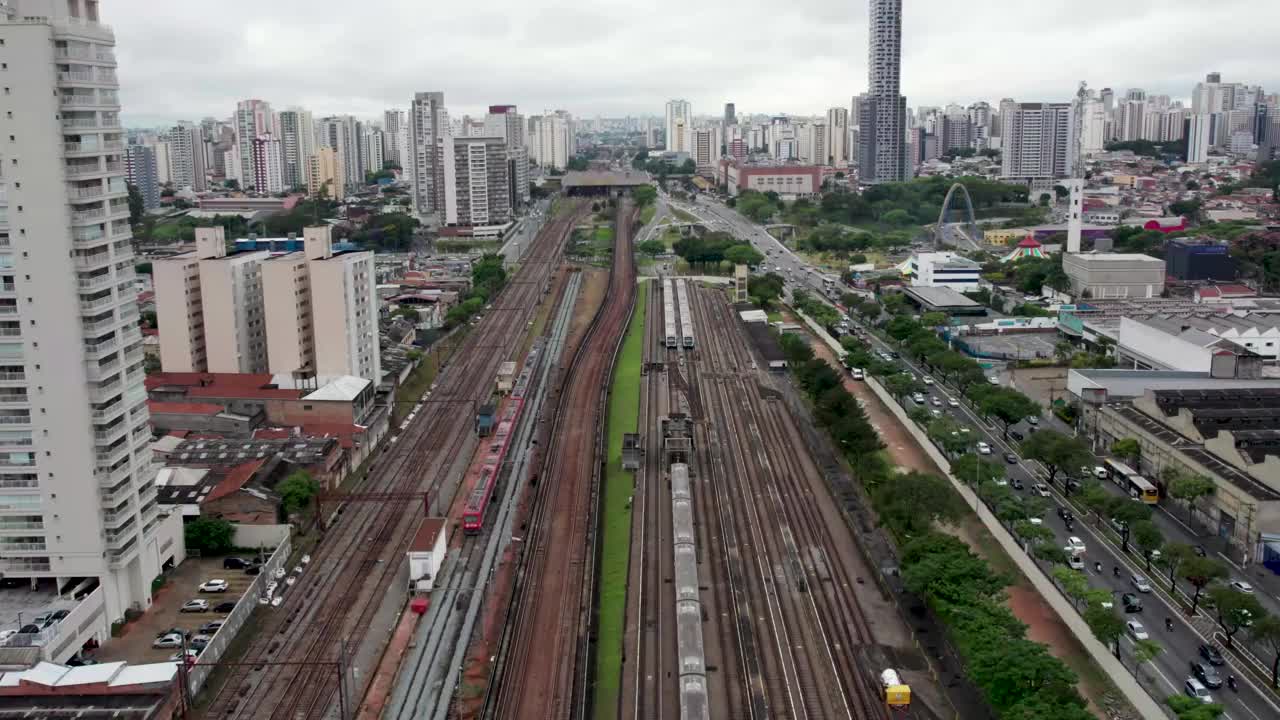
147;401;225;416
205;458;268;503
409;518;447;552
146;372;303;400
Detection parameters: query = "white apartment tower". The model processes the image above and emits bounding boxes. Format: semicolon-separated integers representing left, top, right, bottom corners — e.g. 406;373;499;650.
408;92;448;221
318;116;362;192
1000;102;1075;180
825;107;849;166
535;111;573;171
0;0;183;626
1186;115;1212;164
446;137;512;227
383;109;407;169
251;135;284;194
233;98;275;189
164;122;205;191
859;0;907;182
277;109;315;190
262;226;380;383
362;130;386;177
691;127;721;175
665;99;693;153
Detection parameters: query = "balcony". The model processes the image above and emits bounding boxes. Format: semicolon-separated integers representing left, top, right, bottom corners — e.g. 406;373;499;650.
0;521;43;532
51;17;115;44
70;207;105;224
102;508;133;528
77;273;115;292
0;393;29;407
79;294;114;314
84;336;118;358
73;253;111;272
64;140;123;156
0;370;25;383
96;464;130;489
0;559;50;573
0;542;48;553
65;162;105;178
69;184;106;201
57;68;117;86
0;414;31;426
0;305;15;316
95;443;128;469
60;94;118;110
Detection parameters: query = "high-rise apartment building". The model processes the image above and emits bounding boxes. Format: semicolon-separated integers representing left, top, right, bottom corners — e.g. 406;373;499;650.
125;144;159;210
0;0;183;627
154;228;270;373
383;109;407;169
277;109;315;190
318;116;363;192
968;101;993;150
233;98;275;190
859;0;907;182
825;107;849;166
251;135;284;194
1000;102;1075;179
445;136;512;226
1186;115;1212;164
1119;100;1146;141
665;99;693;153
362;130;386;177
692;126;722;175
486;105;530;207
408;92;448;221
307;147;342;200
261;226;380;383
164;122;204;191
724;103;736;127
534;111;573;171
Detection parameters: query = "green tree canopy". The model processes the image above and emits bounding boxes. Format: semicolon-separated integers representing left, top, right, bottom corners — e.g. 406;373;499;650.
1206;586;1266;649
184;517;235;555
1019;430;1090;485
1182;556;1229;614
980;388;1039;438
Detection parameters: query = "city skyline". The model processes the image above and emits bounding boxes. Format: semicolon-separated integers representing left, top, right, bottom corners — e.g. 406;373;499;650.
111;0;1280;125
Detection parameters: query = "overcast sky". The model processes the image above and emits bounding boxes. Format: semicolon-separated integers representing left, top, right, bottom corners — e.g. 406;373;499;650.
111;0;1279;127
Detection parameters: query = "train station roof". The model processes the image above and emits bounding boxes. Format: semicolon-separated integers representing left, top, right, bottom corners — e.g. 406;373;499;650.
560;170;652;189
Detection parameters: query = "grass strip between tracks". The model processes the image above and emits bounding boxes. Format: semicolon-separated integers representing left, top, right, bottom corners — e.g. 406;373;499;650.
594;281;647;720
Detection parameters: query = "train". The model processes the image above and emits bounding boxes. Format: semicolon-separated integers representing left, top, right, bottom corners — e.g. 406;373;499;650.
675;278;695;349
670;463;708;720
460;341;544;534
663;278;678;349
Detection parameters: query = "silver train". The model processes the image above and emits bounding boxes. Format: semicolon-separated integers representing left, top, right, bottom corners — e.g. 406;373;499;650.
670;463;708;719
675;278;695;349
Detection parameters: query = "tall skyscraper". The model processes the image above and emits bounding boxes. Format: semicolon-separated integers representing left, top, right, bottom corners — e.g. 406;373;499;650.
486;105;530;207
534;111;574;171
665;99;693;153
0;0;182;627
446;137;512;226
1186;115;1212;164
165;122;204;191
125;144;159;210
859;0;907;183
724;103;736;127
692;126;722;174
1000;102;1075;179
408;92;448;221
318;115;363;191
383;109;407;168
277;109;315;190
233;98;275;189
825;107;849;166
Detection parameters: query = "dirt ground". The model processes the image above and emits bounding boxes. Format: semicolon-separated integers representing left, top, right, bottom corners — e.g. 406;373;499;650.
95;555;256;665
807;338;1119;718
1008;366;1071;408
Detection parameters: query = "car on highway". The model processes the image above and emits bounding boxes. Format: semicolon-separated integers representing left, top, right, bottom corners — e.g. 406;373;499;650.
930;409;943;419
1190;660;1223;689
1066;536;1086;554
1057;507;1075;523
1131;574;1152;593
1183;678;1213;704
948;398;960;408
1230;580;1255;594
1027;416;1039;426
1068;555;1085;571
180;599;209;613
153;633;184;649
923;376;934;385
1033;483;1051;497
1198;643;1225;666
1009;430;1024;442
1010;478;1024;490
851;368;864;380
912;393;925;404
198;579;229;593
1121;593;1143;613
931;396;942;407
1093;466;1109;479
976;441;992;455
1125;620;1149;641
1004;452;1019;464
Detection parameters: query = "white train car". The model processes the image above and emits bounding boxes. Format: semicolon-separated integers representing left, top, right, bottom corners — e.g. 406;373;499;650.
663;278;678;349
670;463;707;720
675;279;695;349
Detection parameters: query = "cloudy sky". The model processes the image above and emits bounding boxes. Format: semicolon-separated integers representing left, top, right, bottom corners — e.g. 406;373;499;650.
110;0;1279;126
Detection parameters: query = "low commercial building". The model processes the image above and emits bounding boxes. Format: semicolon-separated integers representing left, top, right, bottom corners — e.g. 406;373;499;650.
716;159;822;199
900;286;986;316
0;661;180;718
1068;370;1280;565
902;251;980;291
1062;252;1165;299
1166;239;1236;281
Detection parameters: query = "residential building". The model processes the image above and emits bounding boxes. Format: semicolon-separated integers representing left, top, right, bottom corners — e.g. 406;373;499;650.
1062;252;1165;299
408;91;448;221
164;122;204;191
277;109;314;190
260;226;380;382
154;228;270;373
250;134;284;194
1186;114;1212;164
826;107;849;166
125;144;159;210
233;98;275;189
724;102;736;127
859;0;907;182
1080;96;1106;154
383;109;407;168
904;251;980;291
148;138;171;185
534;111;573;171
445;136;512;226
306;147;341;200
484;105;529;208
692;126;721;176
968;101;993;150
665;99;692;153
0;0;184;628
317;115;363;192
362;129;386;177
1000;102;1075;180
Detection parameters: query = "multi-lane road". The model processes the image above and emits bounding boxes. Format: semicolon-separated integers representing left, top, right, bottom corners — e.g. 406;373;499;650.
675;191;1280;720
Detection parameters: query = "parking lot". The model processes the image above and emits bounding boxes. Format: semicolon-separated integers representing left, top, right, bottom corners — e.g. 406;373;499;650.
961;332;1059;361
96;555;258;664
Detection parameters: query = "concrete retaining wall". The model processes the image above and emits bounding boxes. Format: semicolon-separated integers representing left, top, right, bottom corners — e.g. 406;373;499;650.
797;313;1167;720
233;523;290;550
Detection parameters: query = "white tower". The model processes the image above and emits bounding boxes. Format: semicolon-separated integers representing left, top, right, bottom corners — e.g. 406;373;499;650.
1066;82;1088;253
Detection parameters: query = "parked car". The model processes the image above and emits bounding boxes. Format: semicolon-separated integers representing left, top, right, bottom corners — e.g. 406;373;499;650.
153;633;184;649
1230;580;1255;594
212;600;238;613
1131;574;1152;593
1198;643;1224;666
198;579;229;593
1033;483;1051;497
1121;593;1143;613
180;599;209;613
222;557;252;570
1066;537;1086;554
65;655;98;667
1190;661;1223;689
17;624;41;635
912;393;925;405
1183;678;1212;704
1004;452;1019;464
1125;620;1149;641
199;621;225;635
244;564;263;576
987;376;1000;385
49;610;69;623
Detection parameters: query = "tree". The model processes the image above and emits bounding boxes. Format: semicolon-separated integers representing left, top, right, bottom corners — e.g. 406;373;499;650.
1132;638;1164;679
1249;615;1280;688
1080;482;1111;521
952;454;1004;487
184;517;235;555
127;182;145;226
1084;604;1126;658
920;311;948;327
1019;430;1090;485
1131;520;1164;573
637;239;666;256
1107;499;1152;553
1015;522;1055;548
1111;438;1141;466
882;208;913;225
873;472;962;538
884;373;919;402
1168;471;1216;524
224;178;240;190
1166;694;1226;720
980;389;1039;438
1161;542;1197;594
724;244;765;267
278;470;319;516
1034;544;1070;566
1207;586;1266;649
1052;565;1090;606
632;185;657;207
1182;556;1229;615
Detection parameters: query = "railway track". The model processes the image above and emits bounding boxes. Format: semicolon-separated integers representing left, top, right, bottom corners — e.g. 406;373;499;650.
198;200;585;720
684;283;891;720
489;201;638;720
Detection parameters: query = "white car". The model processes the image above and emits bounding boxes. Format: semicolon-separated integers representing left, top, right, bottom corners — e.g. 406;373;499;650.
1131;574;1152;593
1093;466;1108;479
923;376;934;385
1230;580;1255;594
930;409;943;418
1184;678;1212;704
1033;483;1051;497
198;579;229;593
1066;536;1086;554
976;442;992;455
1068;555;1085;571
931;396;942;407
851;369;864;380
987;376;1000;386
912;393;925;404
948;398;960;408
1126;620;1149;641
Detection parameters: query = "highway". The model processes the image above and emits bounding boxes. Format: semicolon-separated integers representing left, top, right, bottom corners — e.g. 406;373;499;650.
689;191;1280;720
499;197;552;264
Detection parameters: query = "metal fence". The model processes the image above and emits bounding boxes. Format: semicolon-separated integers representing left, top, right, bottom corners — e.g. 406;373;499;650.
184;533;292;696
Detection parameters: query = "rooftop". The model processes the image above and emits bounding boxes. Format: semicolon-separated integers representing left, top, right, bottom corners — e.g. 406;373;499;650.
560;170;652;188
902;285;983;309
